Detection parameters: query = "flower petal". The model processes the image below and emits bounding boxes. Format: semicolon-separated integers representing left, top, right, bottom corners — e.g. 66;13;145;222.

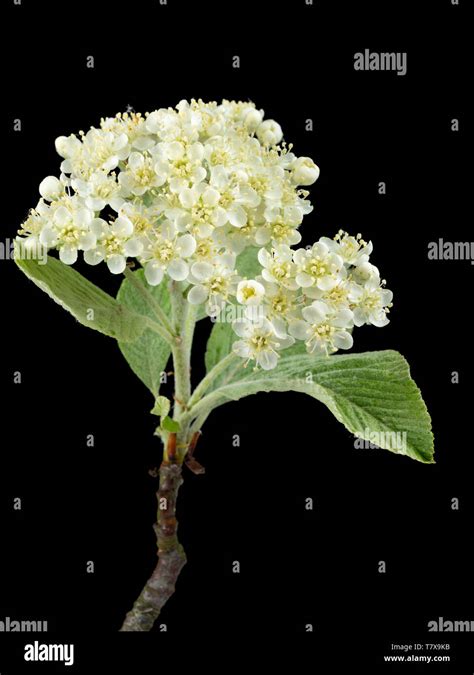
112;217;133;237
228;205;247;228
107;254;126;274
191;261;213;281
124;238;143;256
59;246;78;265
84;249;104;266
188;284;208;304
288;319;309;340
178;234;197;258
333;331;354;350
168;259;189;281
145;262;164;286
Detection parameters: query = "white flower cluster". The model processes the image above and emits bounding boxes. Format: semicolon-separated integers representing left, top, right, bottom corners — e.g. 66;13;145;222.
233;231;393;369
17;99;392;370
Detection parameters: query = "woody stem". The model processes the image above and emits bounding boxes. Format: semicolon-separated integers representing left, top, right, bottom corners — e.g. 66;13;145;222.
120;456;186;631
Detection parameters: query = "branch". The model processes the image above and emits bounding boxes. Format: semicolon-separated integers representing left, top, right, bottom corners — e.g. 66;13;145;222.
120;459;186;631
170;283;197;420
188;352;238;408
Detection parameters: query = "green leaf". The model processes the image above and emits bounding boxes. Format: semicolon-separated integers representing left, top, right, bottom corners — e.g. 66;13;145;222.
192;350;434;463
116;269;172;397
161;416;181;432
15;251;147;341
151;395;171;418
235;246;260;278
205;319;236;374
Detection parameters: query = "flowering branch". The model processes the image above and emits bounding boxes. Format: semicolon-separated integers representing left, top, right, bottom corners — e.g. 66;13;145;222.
14;98;434;634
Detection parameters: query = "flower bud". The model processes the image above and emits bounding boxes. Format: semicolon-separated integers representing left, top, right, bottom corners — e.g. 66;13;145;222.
39;176;63;201
54;136;68;156
292;157;320;186
243;107;263;131
256;120;283;146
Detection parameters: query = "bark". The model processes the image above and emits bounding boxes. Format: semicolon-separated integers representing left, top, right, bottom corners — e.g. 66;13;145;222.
120;460;186;631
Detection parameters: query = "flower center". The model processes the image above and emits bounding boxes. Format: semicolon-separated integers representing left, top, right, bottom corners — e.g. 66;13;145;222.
132;215;153;234
306;256;329;278
103;234;123;255
327;286;347;305
59;226;80;244
241;287;257;301
152;241;175;263
271;262;292;280
271;293;288;314
134;162;156;186
192;203;214;223
270;220;294;243
251;334;269;351
209;275;227;294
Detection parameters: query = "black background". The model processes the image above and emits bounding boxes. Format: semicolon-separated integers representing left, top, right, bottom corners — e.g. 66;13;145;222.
0;0;471;671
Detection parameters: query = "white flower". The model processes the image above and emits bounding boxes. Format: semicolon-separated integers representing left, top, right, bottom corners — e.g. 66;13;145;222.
142;222;196;285
117;202;157;237
261;280;302;323
255;217;302;247
212;220;259;253
83;216;141;274
257;119;283;146
291;157;320;186
72;171;123;212
187;253;237;315
145;109;183;140
173;182;228;238
305;274;363;309
152;141;206;194
119;152;166;196
351;261;381;284
17;205;49;252
101;111;155;151
232;316;294;370
190;236;221;263
206;166;261;228
236;279;265;306
39;201;95;265
57;129;130;176
352;279;393;327
258;245;298;289
289;301;354;355
320;231;373;267
293;241;343;290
